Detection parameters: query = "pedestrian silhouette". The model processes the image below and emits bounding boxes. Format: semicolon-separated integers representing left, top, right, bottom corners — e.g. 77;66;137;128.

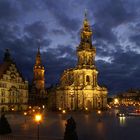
0;114;12;135
64;117;78;140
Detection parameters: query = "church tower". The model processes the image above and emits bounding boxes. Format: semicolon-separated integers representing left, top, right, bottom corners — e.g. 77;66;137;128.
29;47;47;107
33;47;45;90
77;13;96;69
56;12;108;111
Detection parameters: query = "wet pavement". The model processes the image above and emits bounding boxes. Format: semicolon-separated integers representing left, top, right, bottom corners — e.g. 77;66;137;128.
1;110;140;140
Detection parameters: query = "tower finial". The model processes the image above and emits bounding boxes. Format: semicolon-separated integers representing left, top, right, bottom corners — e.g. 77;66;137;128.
84;9;87;19
38;47;40;54
3;49;12;62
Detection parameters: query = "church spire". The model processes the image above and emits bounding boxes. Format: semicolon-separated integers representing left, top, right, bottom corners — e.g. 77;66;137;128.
33;47;45;90
35;47;42;66
76;12;96;68
3;49;12;62
84;9;87;19
80;10;93;49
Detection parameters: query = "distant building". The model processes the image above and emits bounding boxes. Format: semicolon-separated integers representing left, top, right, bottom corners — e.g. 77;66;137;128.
56;14;108;110
116;89;140;106
0;49;28;112
29;48;47;107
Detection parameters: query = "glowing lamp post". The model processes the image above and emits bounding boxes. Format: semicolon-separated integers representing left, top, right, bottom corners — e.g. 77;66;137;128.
85;107;88;111
42;105;45;109
24;112;27;123
97;110;102;122
35;114;42;140
97;110;101;115
62;109;66;114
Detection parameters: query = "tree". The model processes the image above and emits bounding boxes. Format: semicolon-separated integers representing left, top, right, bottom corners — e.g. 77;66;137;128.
64;117;78;140
0;114;12;135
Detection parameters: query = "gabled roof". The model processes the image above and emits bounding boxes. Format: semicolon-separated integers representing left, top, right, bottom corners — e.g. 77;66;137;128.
0;61;26;82
0;49;27;82
0;62;11;79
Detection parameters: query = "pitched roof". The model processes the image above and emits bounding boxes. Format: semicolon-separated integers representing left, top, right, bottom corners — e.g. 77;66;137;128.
0;61;26;82
0;62;11;79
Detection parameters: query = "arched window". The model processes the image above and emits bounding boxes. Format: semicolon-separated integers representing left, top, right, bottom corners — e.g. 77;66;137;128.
86;75;90;83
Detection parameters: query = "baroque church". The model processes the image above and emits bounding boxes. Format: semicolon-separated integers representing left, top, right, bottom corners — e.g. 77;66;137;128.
56;14;108;110
0;49;28;111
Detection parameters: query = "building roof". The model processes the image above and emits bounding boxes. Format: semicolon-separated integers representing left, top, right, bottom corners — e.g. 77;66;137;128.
0;49;27;82
0;62;11;79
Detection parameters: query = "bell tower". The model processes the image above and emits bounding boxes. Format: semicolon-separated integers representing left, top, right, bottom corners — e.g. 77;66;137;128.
33;47;45;90
77;12;96;69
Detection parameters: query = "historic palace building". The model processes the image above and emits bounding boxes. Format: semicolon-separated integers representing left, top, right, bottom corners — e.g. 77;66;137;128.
56;15;108;110
29;48;47;106
0;49;28;111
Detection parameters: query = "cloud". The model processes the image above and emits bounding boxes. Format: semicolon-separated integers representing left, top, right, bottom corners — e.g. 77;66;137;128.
0;0;140;95
24;21;48;39
44;0;80;32
0;0;20;22
97;50;140;94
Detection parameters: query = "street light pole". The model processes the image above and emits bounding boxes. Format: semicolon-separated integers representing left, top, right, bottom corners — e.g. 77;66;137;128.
37;123;39;140
35;114;42;140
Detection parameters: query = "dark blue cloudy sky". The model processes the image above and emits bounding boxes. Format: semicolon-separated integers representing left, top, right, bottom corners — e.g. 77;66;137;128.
0;0;140;95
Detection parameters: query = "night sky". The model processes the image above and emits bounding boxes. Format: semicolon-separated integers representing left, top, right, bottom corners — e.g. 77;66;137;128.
0;0;140;95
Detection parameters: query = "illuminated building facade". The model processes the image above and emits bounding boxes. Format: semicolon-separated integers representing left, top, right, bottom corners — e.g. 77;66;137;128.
116;89;140;106
56;14;108;110
29;48;47;106
0;49;28;111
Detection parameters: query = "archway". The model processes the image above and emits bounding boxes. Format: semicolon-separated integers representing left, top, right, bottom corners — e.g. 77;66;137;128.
86;100;92;110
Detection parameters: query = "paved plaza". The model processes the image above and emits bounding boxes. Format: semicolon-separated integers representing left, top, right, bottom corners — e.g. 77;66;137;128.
0;110;140;140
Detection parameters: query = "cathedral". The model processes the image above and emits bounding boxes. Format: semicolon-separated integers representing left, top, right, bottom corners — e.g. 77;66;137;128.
56;14;108;110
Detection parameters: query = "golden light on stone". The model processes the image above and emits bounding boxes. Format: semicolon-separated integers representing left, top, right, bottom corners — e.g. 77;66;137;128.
33;47;45;90
0;49;28;112
56;12;108;111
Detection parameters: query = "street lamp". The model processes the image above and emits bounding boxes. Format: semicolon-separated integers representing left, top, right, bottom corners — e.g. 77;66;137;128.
97;110;102;122
97;110;101;115
62;109;66;114
24;112;27;123
42;105;45;109
35;114;42;140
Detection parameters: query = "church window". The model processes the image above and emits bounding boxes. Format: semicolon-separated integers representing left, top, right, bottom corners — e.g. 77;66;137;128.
86;75;90;82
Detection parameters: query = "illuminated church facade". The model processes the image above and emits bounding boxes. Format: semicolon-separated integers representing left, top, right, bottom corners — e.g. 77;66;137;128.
56;15;108;110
